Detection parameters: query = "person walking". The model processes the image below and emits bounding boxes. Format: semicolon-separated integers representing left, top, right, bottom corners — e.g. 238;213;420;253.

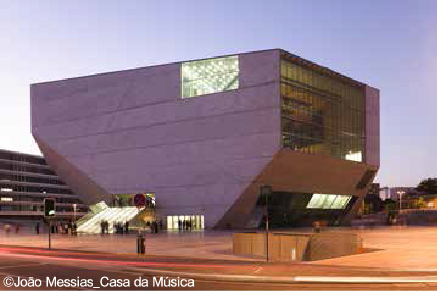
35;222;40;234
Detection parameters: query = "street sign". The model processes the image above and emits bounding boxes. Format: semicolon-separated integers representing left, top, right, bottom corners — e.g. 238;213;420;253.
44;198;56;217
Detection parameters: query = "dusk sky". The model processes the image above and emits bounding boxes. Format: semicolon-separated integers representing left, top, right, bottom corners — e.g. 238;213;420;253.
1;0;436;187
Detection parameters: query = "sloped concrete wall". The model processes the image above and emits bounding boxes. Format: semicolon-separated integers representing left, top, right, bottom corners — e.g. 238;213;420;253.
31;50;281;228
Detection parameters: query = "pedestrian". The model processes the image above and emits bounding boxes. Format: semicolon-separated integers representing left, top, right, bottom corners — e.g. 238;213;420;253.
35;222;40;234
125;221;129;234
100;221;104;234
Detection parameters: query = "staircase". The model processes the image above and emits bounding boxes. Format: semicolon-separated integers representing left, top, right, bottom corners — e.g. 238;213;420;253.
77;207;140;233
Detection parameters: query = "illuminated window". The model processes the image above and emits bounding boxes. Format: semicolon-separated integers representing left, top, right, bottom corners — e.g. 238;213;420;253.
306;194;352;209
345;151;362;162
181;56;239;98
280;56;366;163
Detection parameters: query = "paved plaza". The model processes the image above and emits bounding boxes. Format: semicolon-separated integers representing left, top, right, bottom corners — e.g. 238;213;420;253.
2;226;437;270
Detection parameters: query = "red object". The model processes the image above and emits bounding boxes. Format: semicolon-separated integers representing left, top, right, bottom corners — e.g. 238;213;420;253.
134;194;146;208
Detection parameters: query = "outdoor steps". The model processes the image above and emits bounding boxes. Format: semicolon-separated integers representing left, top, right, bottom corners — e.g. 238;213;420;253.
77;207;139;233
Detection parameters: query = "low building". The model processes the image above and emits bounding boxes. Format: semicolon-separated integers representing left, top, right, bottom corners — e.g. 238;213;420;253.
0;149;87;222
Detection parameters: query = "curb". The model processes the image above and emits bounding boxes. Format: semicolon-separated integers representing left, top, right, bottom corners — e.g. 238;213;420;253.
131;268;437;284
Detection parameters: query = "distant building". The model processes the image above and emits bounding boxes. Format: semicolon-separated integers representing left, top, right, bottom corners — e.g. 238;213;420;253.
0;149;87;222
368;183;380;196
379;186;390;200
389;187;417;200
363;183;383;214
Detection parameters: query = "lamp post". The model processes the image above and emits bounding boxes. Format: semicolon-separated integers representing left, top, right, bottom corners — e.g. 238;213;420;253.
73;204;77;222
260;185;272;262
397;191;405;211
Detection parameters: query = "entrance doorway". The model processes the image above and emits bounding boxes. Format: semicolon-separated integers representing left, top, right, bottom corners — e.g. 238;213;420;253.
166;215;204;231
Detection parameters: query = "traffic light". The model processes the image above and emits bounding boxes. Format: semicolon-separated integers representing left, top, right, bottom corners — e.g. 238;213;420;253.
44;198;56;217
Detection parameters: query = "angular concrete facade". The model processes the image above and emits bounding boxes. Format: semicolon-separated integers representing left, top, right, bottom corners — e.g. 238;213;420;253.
31;49;379;229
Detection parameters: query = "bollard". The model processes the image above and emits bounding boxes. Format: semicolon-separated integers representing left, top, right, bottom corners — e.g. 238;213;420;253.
136;234;146;254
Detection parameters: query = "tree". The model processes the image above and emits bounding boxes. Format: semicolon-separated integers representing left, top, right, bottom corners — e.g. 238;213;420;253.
383;199;396;211
417;178;437;195
411;197;427;209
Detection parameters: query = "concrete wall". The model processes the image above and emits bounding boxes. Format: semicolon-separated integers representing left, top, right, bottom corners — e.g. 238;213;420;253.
31;50;281;228
365;86;380;167
233;231;358;262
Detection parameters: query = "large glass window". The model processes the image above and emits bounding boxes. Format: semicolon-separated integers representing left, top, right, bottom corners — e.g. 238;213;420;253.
181;56;239;98
167;215;205;230
306;194;352;210
280;55;366;162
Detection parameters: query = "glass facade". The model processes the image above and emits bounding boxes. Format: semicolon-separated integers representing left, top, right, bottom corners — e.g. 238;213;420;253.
166;215;205;230
181;55;239;98
281;57;366;162
306;194;352;210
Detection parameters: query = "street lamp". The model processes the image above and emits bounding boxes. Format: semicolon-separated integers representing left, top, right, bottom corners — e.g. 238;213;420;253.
73;203;77;222
260;185;272;262
397;191;405;211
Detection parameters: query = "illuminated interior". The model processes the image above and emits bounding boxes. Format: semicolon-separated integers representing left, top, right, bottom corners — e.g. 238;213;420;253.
181;55;239;98
280;52;366;162
167;215;205;230
306;194;352;209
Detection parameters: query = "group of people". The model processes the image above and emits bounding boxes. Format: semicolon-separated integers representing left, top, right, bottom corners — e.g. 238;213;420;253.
178;220;194;232
146;220;161;233
99;220;110;234
113;221;129;234
100;221;130;234
47;221;77;235
2;222;77;235
3;224;19;233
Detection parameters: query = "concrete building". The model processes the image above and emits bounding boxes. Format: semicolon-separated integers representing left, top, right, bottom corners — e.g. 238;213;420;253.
30;49;380;229
0;148;86;222
389;187;417;200
379;187;390;200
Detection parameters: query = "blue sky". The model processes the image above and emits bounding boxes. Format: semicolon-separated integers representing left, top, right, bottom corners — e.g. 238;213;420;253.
1;0;436;187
